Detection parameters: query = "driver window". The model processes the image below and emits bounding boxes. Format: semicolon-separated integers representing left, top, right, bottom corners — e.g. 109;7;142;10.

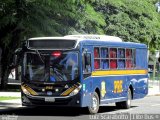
83;53;91;74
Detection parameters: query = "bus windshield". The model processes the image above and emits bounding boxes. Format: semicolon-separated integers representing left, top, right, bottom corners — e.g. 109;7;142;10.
23;51;79;82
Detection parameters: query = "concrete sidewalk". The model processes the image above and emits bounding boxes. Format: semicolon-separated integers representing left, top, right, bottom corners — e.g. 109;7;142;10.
148;86;160;96
148;80;160;96
0;92;21;97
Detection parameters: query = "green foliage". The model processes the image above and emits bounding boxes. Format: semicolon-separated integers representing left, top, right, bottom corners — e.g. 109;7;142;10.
76;3;106;34
0;96;20;101
89;0;160;50
1;0;160;88
1;0;160;49
0;0;85;88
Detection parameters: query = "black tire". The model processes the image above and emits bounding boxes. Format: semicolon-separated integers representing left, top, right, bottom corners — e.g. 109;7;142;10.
88;92;100;114
116;88;132;109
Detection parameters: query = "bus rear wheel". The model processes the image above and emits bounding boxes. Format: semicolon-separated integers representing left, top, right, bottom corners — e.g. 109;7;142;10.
88;92;100;114
116;88;132;109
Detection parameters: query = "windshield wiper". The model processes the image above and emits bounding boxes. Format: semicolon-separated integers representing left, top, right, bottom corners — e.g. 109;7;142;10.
35;50;44;64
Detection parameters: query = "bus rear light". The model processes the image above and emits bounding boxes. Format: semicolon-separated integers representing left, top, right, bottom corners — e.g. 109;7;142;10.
52;51;61;57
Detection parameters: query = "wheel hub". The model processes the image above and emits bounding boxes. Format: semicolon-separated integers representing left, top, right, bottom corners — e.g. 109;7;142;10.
91;96;98;111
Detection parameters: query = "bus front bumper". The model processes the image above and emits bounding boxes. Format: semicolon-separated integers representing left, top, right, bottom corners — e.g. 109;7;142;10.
22;93;81;107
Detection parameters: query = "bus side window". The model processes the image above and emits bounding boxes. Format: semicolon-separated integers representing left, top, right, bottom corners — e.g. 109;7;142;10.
83;53;91;74
110;48;117;69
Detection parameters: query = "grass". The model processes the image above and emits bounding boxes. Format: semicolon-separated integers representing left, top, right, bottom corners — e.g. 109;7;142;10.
0;96;20;101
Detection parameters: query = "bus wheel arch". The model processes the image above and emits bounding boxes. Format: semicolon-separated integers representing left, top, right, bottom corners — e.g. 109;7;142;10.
116;86;132;109
129;85;134;99
95;87;101;103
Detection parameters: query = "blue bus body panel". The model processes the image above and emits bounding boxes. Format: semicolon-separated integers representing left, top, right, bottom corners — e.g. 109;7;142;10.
79;40;148;107
81;74;148;107
80;40;147;49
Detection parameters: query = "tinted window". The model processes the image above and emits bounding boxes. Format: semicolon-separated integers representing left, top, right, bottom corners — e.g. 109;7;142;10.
28;39;76;49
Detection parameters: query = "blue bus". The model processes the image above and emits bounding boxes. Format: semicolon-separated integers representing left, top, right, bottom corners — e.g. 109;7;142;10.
19;35;148;114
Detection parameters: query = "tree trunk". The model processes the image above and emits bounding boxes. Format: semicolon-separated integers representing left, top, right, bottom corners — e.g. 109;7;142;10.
0;47;12;90
0;68;9;90
0;29;21;90
0;48;2;88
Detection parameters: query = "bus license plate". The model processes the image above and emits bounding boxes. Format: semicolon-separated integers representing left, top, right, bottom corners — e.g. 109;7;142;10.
45;97;55;102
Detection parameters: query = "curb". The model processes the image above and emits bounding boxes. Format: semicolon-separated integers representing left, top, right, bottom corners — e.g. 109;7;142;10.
147;93;160;96
0;106;26;113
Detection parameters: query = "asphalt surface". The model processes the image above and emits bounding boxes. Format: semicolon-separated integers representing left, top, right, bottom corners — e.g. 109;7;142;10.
0;96;160;120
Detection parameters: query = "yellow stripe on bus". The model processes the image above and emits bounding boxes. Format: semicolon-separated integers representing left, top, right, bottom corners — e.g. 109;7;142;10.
21;85;38;96
91;70;147;76
61;86;76;96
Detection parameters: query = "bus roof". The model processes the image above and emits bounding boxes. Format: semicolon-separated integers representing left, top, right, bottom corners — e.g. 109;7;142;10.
29;35;122;42
64;35;123;42
28;35;147;50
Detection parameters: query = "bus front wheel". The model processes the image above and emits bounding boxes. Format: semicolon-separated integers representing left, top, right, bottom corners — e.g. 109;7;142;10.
116;88;132;109
88;92;100;114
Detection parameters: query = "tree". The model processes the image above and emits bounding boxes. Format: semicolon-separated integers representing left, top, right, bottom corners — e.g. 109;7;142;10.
90;0;160;49
1;0;160;89
0;0;85;89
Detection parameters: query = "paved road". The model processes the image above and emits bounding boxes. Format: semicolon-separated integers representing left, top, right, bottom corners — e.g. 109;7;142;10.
0;96;160;120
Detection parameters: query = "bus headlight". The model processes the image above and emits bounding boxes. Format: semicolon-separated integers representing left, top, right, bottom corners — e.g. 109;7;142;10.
69;85;82;96
21;84;38;96
21;86;30;95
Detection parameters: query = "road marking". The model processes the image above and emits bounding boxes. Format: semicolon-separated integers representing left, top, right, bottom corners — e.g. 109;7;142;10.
151;104;160;107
